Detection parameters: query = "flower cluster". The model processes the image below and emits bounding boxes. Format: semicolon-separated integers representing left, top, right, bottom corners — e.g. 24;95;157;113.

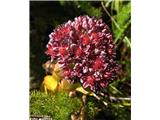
46;15;119;92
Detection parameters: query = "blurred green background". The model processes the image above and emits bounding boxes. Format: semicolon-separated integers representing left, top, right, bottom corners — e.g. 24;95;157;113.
30;1;131;120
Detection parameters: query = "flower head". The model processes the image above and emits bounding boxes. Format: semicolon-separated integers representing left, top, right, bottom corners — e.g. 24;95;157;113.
46;15;119;92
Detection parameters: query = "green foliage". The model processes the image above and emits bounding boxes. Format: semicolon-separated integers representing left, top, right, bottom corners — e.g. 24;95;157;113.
115;2;131;27
110;102;131;120
85;98;100;119
30;90;81;120
111;1;131;46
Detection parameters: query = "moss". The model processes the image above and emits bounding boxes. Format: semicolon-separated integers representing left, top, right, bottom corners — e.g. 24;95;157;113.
30;90;81;120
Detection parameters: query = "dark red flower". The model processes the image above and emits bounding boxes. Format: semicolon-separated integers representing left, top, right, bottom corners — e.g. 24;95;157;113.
75;47;83;58
59;47;68;57
63;68;71;77
81;34;90;45
93;57;104;70
46;15;119;92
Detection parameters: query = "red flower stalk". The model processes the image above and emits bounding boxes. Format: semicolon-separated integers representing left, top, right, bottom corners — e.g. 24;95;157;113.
46;15;119;92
